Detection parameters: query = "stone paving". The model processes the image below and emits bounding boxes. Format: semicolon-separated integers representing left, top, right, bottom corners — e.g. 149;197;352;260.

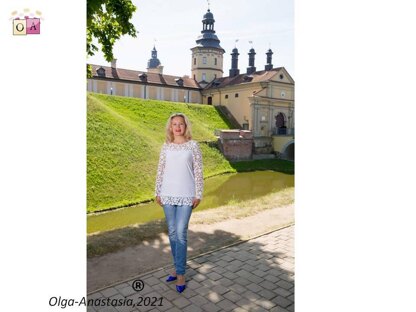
87;225;294;312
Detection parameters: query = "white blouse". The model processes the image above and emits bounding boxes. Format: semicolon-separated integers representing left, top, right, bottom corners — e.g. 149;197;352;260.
155;140;204;206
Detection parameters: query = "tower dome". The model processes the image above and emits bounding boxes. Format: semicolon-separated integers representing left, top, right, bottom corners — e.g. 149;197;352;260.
191;8;225;85
195;9;223;50
147;46;163;74
203;10;214;20
147;46;161;69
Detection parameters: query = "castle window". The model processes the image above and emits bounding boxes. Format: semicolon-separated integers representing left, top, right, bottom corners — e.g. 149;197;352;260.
138;73;147;81
202;73;206;81
235;93;239;98
175;78;184;86
96;67;106;77
243;75;253;82
214;58;217;65
194;58;196;65
202;57;207;64
225;94;228;99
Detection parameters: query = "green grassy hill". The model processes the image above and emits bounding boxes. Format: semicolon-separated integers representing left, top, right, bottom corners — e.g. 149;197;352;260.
87;93;235;212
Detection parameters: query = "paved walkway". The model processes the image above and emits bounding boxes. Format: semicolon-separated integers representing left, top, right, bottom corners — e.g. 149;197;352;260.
88;204;294;292
87;226;294;312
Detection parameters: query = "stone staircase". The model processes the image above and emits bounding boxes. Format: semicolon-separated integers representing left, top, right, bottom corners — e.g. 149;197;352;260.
215;105;242;129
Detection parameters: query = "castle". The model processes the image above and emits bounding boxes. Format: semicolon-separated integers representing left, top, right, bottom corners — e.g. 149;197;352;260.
87;8;294;160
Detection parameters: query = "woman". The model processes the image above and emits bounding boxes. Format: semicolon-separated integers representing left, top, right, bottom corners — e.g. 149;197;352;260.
155;113;203;293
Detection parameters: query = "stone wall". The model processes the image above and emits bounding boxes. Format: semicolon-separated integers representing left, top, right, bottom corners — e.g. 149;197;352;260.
218;130;253;161
253;137;273;154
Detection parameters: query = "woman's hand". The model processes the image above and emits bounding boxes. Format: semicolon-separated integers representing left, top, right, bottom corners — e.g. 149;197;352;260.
192;198;201;209
156;196;162;206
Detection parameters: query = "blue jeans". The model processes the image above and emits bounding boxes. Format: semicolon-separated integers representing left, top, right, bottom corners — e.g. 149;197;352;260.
163;204;193;275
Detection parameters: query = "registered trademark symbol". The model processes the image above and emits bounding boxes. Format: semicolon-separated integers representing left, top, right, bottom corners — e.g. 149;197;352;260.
132;279;144;292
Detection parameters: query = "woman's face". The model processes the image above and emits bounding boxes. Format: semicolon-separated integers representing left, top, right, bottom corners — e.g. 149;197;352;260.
171;116;186;137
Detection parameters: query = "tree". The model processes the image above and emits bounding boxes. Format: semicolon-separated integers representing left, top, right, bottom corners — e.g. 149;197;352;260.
87;0;137;77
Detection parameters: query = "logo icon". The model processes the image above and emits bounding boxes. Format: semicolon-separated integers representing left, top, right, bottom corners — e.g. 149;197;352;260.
132;279;144;292
11;9;43;35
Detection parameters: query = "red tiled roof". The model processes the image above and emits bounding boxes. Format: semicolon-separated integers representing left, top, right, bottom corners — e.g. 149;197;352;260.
89;64;202;90
205;67;290;89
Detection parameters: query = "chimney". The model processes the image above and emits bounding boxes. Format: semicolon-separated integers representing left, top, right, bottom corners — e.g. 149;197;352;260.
246;48;256;74
265;49;273;71
111;59;117;68
229;48;240;77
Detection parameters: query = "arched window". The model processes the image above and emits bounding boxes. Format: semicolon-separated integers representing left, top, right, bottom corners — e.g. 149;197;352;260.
275;113;285;128
275;113;287;134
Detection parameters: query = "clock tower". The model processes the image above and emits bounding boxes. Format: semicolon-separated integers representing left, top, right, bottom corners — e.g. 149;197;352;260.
191;9;225;86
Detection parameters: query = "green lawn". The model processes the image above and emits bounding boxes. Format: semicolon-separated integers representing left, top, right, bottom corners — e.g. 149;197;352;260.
87;93;295;213
87;93;235;212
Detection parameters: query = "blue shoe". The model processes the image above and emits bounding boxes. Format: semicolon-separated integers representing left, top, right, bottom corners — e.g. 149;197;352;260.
176;284;186;293
166;275;177;282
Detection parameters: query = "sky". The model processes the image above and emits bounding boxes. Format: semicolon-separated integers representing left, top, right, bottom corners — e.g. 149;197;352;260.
87;0;294;78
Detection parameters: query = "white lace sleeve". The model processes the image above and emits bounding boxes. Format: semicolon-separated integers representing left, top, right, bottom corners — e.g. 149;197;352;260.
155;144;166;196
192;141;204;199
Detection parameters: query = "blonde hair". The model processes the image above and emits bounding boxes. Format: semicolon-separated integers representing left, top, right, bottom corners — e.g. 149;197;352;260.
165;113;193;143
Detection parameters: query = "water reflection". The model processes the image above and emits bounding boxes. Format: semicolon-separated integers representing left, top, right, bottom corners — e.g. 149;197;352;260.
87;171;294;234
201;171;293;208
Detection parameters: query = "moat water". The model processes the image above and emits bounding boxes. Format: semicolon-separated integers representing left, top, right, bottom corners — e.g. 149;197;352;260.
87;171;294;234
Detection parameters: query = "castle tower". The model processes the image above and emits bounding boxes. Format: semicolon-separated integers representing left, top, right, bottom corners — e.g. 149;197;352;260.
246;48;256;74
191;9;225;86
229;48;240;77
147;46;164;74
265;48;273;71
